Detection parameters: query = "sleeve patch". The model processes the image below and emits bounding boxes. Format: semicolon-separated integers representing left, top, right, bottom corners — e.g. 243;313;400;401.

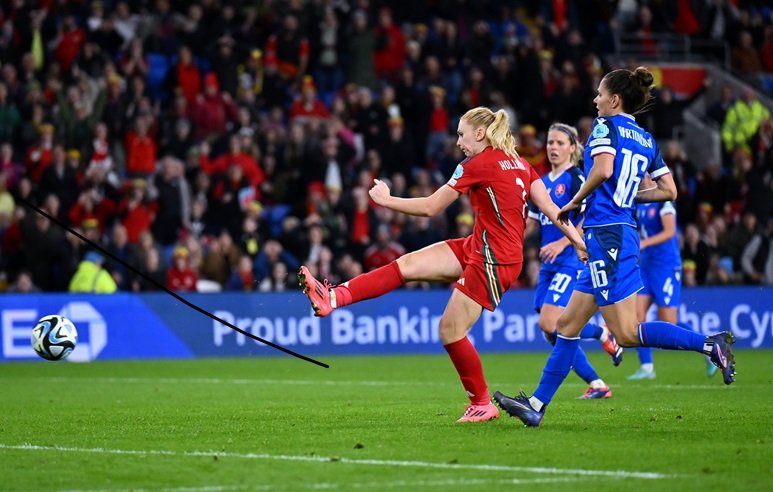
588;138;611;146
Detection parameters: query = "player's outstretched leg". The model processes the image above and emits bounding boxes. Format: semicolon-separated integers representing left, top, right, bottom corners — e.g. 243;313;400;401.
707;332;736;384
547;332;611;399
580;323;623;366
298;266;333;317
637;322;736;384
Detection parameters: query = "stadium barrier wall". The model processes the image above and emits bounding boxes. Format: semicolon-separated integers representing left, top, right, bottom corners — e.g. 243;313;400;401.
1;287;771;362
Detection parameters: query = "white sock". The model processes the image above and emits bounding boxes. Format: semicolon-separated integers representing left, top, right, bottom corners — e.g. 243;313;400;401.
599;327;609;343
641;363;654;372
528;396;544;412
703;341;713;355
589;379;606;389
329;289;337;308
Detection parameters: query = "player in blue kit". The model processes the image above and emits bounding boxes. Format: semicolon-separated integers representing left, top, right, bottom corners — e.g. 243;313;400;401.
631;175;718;380
527;123;623;399
493;67;736;426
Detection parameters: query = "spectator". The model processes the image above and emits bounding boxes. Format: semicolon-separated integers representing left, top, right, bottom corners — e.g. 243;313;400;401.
266;14;309;82
706;84;735;127
227;254;256;291
190;73;237;141
289;76;330;123
721;87;770;154
741;218;773;284
0;143;23;191
166;246;197;292
166;45;201;106
131;248;166;292
105;223;139;291
731;30;762;77
761;25;773;73
125;117;157;178
53;15;86;75
364;223;405;271
152;156;190;246
24;123;55;183
258;260;292;292
0;82;20;143
373;7;406;80
38;146;79;220
254;239;299;283
68;250;118;293
7;270;41;293
346;10;377;89
200;229;241;287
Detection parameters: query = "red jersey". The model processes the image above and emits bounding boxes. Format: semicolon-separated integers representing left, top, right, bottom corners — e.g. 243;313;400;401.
447;147;540;265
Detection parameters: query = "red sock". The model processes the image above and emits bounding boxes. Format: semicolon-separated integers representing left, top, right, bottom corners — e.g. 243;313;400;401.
332;261;405;307
444;337;489;405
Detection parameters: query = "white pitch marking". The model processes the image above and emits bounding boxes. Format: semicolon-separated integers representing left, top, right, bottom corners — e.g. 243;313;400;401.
59;477;587;492
29;377;741;391
0;443;672;480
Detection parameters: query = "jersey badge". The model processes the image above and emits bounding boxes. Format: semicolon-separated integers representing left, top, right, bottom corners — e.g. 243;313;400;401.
555;183;566;197
591;121;609;139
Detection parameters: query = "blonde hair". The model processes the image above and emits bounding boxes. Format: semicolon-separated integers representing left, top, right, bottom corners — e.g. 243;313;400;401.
548;122;584;166
461;107;519;159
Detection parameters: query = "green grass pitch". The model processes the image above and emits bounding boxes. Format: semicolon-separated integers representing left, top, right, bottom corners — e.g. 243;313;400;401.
1;350;771;491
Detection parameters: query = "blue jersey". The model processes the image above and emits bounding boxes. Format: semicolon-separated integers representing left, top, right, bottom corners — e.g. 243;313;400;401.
528;166;585;272
583;114;670;228
637;201;682;267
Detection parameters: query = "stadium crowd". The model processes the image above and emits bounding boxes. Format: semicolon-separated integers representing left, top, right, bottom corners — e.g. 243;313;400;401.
0;0;771;294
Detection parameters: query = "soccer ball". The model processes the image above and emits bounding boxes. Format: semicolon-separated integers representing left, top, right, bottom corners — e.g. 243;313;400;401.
31;315;78;361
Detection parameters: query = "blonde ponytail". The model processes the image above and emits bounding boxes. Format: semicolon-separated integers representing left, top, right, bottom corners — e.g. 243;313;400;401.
461;107;520;159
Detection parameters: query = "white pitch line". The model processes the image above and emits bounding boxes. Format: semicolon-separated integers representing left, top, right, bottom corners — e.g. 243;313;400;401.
0;443;671;480
59;476;588;492
30;376;740;390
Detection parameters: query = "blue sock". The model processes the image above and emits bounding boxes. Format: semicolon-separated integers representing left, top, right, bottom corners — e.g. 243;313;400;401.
637;347;653;364
545;331;598;384
572;346;600;384
580;322;604;340
533;335;579;405
638;321;706;352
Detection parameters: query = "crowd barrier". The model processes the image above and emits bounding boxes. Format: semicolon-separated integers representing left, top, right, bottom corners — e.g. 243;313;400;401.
1;287;771;362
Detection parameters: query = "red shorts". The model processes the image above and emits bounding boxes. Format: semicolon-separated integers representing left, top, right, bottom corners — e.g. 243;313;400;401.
445;238;523;311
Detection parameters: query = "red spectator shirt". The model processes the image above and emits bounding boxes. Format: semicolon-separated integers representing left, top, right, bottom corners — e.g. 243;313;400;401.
167;267;197;292
447;147;540;265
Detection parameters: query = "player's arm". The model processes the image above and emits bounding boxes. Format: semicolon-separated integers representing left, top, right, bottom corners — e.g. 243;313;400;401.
635;172;677;203
368;179;459;217
541;217;585;263
640;209;676;250
557;153;613;223
530;179;587;260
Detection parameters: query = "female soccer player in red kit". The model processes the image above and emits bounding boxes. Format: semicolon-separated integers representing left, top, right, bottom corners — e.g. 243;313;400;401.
299;107;588;422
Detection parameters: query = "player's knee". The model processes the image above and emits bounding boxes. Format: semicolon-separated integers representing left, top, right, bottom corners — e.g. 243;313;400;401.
438;316;466;344
395;254;416;279
555;315;573;335
538;317;555;335
614;328;641;347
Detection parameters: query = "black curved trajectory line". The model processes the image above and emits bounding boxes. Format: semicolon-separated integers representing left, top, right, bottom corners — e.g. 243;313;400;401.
18;196;329;369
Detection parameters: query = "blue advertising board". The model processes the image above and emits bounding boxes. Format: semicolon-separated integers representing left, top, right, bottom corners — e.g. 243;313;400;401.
0;287;771;362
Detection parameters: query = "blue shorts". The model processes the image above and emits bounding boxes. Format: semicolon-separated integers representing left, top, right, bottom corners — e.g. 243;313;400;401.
575;225;643;306
640;262;682;307
533;266;580;311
